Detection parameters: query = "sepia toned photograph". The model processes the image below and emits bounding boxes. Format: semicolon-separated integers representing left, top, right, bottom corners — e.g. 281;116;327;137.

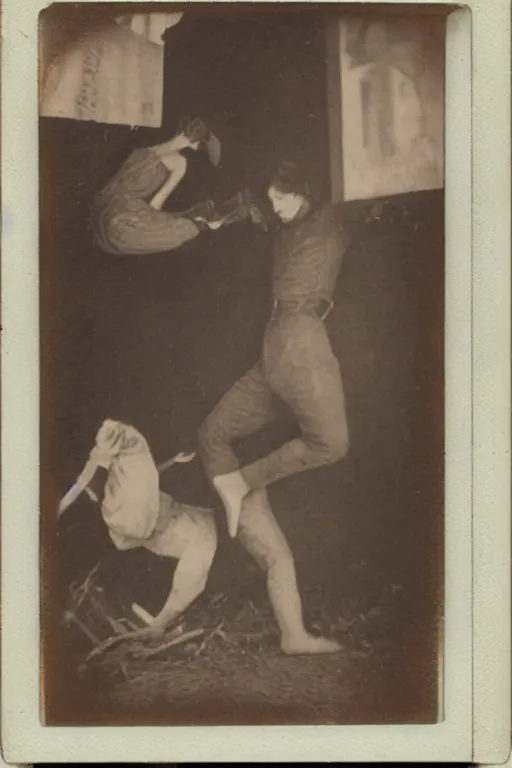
39;2;446;727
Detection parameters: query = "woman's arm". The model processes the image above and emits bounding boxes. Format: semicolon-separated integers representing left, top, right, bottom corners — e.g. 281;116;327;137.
149;152;188;211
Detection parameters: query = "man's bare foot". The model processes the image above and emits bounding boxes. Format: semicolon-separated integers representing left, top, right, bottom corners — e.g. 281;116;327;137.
281;632;342;656
213;470;250;538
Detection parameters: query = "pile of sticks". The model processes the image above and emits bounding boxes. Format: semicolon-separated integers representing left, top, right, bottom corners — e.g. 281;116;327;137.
63;563;227;677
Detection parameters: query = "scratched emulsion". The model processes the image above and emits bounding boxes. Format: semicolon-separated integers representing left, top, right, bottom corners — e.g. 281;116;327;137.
76;40;103;120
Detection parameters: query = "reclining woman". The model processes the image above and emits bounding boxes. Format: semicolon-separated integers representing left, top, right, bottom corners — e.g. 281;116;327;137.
91;116;245;256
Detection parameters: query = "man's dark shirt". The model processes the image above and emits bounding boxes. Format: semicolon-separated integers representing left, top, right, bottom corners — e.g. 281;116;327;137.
272;200;347;303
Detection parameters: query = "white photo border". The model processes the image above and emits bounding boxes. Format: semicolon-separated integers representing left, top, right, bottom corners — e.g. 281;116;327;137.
1;0;510;763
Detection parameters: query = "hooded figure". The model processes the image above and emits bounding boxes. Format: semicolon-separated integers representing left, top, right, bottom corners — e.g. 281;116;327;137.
57;419;217;634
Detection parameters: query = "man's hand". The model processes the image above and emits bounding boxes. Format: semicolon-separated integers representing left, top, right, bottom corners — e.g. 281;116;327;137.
194;216;226;231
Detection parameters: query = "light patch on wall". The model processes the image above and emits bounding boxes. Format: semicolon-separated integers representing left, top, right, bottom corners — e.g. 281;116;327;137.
336;17;445;201
39;13;183;128
114;12;184;47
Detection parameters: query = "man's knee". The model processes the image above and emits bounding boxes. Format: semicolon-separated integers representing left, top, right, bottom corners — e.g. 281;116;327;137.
197;415;212;451
238;496;294;572
247;534;295;574
197;416;219;473
267;544;296;577
197;412;223;454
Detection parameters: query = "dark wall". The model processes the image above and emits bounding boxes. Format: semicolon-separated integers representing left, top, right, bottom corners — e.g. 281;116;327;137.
40;6;334;499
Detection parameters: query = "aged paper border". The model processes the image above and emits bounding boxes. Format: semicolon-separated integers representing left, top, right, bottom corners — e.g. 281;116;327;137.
2;0;510;762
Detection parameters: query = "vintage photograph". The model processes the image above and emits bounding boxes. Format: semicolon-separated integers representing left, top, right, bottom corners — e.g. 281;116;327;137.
39;2;446;726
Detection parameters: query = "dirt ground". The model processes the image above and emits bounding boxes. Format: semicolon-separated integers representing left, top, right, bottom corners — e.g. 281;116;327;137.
48;502;438;727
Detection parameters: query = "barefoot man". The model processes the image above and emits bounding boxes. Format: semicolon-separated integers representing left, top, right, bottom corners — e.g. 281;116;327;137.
196;159;349;654
198;160;350;539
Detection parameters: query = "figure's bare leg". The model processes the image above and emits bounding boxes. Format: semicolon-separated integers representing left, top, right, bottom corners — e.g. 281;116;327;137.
237;490;341;655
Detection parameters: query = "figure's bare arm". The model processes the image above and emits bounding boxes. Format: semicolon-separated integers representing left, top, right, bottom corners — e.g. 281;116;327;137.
157;451;196;474
136;509;217;636
149;153;187;211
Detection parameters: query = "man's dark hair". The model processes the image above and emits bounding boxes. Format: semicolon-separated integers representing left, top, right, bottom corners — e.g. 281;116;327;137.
270;160;310;197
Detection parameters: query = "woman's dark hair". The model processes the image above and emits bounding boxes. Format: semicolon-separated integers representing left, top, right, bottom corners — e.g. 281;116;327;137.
109;116;211;173
177;116;210;144
269;160;310;197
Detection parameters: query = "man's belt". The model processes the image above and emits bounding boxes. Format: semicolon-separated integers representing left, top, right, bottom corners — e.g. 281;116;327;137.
271;297;334;321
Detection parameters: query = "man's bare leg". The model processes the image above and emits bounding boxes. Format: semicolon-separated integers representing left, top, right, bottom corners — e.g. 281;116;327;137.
237;489;341;655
